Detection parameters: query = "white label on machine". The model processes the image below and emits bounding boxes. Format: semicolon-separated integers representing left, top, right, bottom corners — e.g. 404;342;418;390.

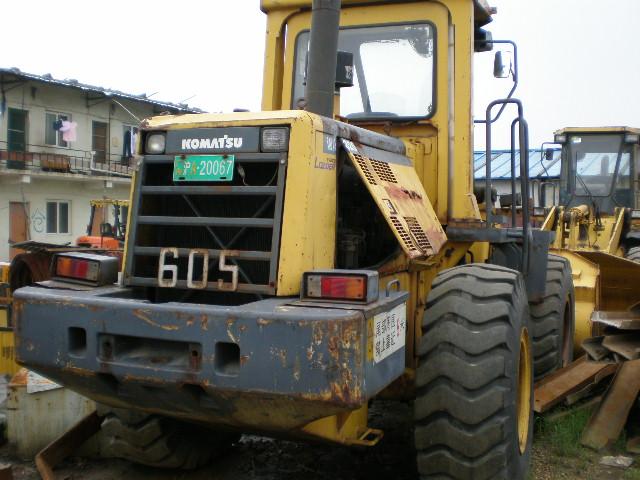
27;371;62;394
373;303;406;363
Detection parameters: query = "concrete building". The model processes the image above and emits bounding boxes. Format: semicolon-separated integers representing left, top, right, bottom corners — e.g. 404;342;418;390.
0;67;201;261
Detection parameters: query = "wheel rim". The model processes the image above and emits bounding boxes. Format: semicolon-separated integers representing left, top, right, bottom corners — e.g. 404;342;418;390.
561;298;573;366
517;327;532;455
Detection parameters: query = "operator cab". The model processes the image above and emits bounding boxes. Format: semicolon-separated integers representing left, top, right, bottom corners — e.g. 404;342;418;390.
555;127;640;215
292;23;436;121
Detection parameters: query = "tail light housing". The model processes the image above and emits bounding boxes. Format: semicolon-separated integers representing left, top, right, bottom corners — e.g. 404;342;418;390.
301;270;379;303
52;252;118;286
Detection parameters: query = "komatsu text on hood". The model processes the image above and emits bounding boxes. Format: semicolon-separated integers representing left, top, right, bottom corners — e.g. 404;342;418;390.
165;127;260;154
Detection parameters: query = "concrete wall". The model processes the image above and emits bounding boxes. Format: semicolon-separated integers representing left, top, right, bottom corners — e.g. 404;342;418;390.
0;176;130;261
0;78;179;261
0;79;157;160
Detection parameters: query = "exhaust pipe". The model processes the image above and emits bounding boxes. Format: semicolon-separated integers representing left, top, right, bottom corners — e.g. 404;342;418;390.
305;0;341;118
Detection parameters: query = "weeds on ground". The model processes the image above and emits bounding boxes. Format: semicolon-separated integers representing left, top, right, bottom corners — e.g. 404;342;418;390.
623;469;640;480
535;408;592;458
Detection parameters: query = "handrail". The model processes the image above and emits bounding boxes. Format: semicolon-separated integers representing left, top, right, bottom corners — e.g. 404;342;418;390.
484;98;531;275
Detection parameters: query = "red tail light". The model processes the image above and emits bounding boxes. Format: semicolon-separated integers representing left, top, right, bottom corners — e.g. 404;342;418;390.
302;270;378;303
52;253;118;286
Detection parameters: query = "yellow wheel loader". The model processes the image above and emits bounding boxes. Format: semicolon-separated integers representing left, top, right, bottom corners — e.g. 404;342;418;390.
12;1;574;478
541;127;640;352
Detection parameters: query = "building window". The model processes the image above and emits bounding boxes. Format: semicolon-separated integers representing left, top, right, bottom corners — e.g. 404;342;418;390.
92;121;108;162
45;112;70;147
7;108;28;152
46;201;70;234
122;125;138;159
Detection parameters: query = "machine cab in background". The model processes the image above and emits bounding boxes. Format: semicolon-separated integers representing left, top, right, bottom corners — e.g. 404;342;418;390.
555;127;640;215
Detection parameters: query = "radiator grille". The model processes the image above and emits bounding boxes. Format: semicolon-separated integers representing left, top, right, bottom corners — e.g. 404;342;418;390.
123;152;286;297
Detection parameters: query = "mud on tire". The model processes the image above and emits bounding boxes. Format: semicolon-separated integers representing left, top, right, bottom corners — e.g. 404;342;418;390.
98;406;237;469
528;254;575;381
414;263;533;480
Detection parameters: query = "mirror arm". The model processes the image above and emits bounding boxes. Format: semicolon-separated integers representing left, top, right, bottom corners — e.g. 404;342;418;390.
539;141;562;177
474;39;518;125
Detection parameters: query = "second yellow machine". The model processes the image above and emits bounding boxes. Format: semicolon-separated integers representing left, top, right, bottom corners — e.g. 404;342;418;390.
541;127;640;352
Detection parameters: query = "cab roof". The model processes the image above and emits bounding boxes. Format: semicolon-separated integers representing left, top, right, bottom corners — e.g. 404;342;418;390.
260;0;495;26
555;126;640;135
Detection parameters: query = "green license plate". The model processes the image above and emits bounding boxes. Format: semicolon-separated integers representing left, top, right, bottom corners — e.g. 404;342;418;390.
173;155;235;182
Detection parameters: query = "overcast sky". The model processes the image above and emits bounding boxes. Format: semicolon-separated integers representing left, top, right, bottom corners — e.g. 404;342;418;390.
4;0;640;149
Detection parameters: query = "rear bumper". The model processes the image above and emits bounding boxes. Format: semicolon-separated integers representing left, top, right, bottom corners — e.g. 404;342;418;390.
13;285;407;432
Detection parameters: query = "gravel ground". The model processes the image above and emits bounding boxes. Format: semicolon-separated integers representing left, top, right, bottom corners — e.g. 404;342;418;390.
1;400;639;479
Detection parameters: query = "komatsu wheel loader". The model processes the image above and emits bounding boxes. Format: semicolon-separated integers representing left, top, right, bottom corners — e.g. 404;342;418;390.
12;1;574;478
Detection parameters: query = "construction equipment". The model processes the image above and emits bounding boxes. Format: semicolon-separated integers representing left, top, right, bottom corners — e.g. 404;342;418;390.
7;199;128;294
0;200;127;375
12;1;573;478
75;199;128;250
540;127;640;352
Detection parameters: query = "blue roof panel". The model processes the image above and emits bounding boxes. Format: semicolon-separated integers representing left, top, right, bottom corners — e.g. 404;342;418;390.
474;149;561;180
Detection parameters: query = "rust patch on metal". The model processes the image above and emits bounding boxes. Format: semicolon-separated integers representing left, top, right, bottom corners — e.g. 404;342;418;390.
270;347;287;367
133;309;179;331
62;365;97;378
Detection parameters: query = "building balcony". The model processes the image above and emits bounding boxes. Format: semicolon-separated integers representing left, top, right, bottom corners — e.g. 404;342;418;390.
0;142;133;179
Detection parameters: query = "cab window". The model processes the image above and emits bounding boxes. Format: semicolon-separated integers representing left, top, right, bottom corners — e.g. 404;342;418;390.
292;23;436;120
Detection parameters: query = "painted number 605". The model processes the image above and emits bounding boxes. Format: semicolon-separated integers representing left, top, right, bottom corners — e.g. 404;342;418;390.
157;248;238;291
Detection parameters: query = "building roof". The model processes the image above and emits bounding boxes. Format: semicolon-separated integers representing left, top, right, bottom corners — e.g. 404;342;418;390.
0;67;203;114
474;148;562;180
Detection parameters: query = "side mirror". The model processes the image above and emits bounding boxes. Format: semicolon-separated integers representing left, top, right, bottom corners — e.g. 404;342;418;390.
335;51;354;89
544;148;555;161
304;50;354;90
493;51;512;79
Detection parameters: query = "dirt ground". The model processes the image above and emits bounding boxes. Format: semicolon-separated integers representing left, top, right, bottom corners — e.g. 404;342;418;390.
2;400;640;480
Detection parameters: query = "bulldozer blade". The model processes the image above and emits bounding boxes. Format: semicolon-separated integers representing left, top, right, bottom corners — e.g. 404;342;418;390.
579;251;640;312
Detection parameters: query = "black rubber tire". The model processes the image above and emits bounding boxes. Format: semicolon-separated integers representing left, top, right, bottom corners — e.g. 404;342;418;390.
528;254;575;381
98;406;237;469
626;246;640;263
415;263;533;480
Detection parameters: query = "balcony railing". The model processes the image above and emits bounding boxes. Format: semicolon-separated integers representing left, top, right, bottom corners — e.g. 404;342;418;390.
0;141;133;178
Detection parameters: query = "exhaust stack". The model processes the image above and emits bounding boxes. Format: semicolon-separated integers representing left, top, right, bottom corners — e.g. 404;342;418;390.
305;0;341;118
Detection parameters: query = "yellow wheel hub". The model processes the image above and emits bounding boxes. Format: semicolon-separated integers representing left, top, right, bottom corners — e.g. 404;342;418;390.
517;327;532;454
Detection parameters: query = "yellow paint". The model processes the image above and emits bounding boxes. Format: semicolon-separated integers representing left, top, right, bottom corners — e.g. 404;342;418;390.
555;126;640;136
343;143;447;258
128;0;494;445
517;327;532;454
301;404;382;446
550;250;599;353
0;330;19;376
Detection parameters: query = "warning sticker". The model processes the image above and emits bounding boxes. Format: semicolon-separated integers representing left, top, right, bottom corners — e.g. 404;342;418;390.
373;303;406;363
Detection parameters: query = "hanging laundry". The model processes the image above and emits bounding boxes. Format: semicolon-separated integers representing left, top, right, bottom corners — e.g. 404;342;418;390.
131;129;138;155
53;119;63;131
59;120;77;142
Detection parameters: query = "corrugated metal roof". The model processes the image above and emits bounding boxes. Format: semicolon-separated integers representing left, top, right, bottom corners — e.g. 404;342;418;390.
474;148;561;180
0;67;203;114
